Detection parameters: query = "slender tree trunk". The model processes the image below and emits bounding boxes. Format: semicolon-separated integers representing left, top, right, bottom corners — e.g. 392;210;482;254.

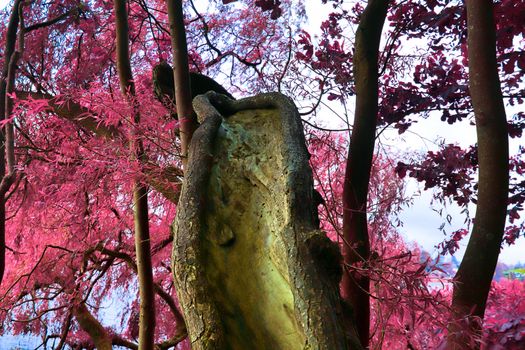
447;2;509;349
166;0;196;166
0;0;22;287
113;1;156;349
340;1;389;347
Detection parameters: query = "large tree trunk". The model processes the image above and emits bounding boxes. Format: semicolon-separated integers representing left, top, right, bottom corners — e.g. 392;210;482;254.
340;1;389;347
171;92;362;349
447;2;509;349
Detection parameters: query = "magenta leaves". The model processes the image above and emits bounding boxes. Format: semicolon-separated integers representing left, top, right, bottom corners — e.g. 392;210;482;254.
396;144;477;207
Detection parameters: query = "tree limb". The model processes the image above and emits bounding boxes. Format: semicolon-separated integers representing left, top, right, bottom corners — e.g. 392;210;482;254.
72;302;113;350
93;244;186;331
25;5;83;33
15;91;121;138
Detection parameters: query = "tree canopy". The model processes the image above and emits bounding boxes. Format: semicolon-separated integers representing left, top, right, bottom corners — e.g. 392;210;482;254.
0;0;524;349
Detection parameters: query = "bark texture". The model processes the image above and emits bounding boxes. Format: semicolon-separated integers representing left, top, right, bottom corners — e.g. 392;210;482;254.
447;2;509;349
172;92;362;349
340;1;389;347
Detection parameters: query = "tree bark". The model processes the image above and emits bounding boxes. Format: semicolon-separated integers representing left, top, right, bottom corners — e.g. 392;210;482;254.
340;1;389;347
447;2;509;349
73;303;113;350
0;0;22;288
166;0;197;167
113;0;156;348
172;92;363;349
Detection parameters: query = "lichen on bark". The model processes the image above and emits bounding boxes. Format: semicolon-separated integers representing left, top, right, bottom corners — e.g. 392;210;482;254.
172;92;361;349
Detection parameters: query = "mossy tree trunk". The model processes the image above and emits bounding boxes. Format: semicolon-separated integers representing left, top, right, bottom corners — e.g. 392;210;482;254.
171;92;363;349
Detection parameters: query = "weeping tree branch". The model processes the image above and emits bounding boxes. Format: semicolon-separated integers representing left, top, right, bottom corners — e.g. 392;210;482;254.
14;91;182;202
14;91;121;138
25;4;84;32
76;242;188;349
91;243;186;334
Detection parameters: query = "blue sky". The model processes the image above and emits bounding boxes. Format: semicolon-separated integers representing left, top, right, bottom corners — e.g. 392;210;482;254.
303;1;525;265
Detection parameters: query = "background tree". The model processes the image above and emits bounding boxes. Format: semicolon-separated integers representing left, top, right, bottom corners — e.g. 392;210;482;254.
298;0;523;346
447;2;509;348
340;1;388;346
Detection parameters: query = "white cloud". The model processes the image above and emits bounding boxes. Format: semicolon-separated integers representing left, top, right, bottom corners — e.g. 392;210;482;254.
0;0;9;10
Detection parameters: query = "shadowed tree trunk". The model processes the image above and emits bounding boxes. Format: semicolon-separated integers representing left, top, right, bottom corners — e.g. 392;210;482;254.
113;0;156;349
0;0;22;288
340;1;389;347
447;2;509;349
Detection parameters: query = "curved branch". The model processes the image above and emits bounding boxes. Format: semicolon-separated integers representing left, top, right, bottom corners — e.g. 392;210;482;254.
301;118;350;132
72;302;114;350
93;244;186;333
53;312;73;350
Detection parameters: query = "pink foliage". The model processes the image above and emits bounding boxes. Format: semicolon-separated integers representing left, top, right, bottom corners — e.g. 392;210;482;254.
0;0;524;348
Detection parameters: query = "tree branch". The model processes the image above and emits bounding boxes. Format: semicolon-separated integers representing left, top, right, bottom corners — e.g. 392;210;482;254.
25;5;82;33
14;91;121;138
72;302;113;350
93;244;186;331
53;312;72;350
